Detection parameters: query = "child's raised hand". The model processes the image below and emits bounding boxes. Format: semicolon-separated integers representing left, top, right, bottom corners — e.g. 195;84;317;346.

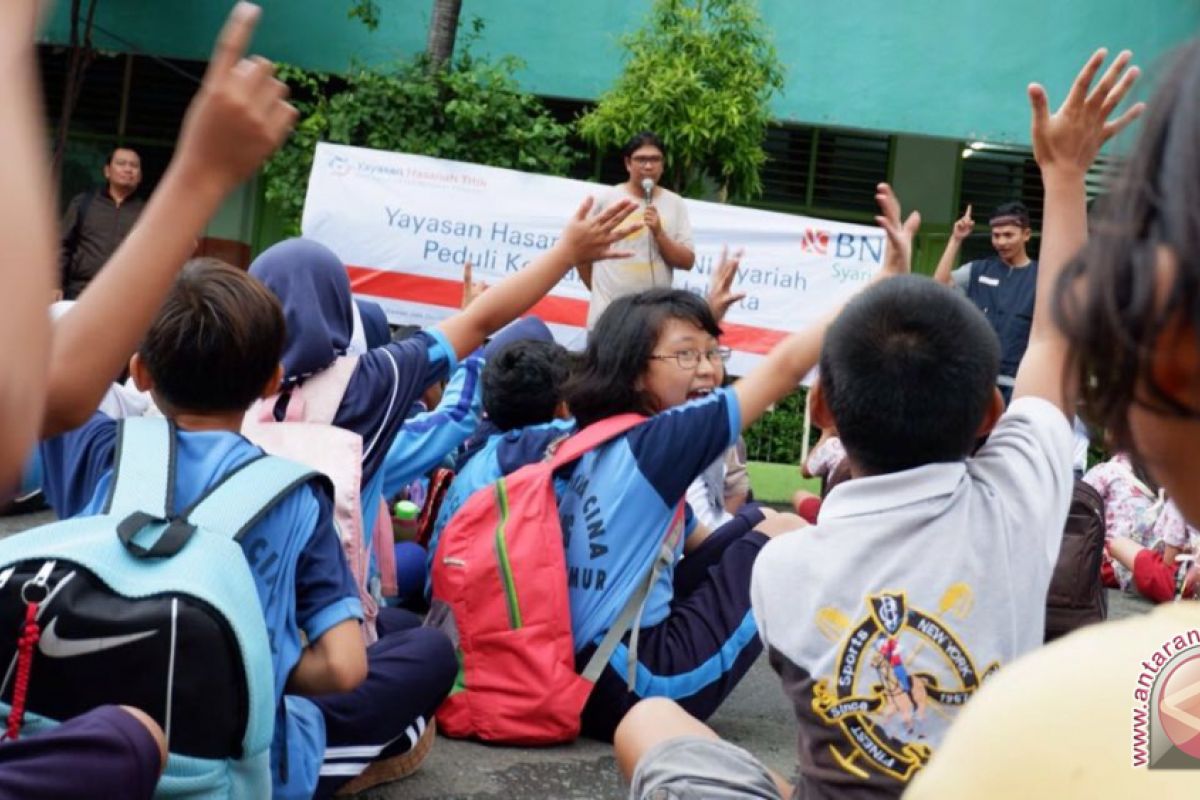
874;182;919;277
950;205;974;242
559;197;640;264
460;261;488;309
173;2;298;192
707;246;747;322
0;2;45;52
1028;48;1145;180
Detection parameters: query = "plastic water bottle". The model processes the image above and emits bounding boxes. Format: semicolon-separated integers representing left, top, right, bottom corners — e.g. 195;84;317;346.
392;500;420;542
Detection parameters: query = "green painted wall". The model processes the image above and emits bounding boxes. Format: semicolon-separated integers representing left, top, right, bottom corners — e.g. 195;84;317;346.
41;0;1197;146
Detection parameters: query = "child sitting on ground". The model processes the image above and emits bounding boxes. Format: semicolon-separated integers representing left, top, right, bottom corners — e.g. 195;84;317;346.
248;198;635;572
907;44;1200;799
427;318;574;567
1085;451;1199;601
41;259;457;799
616;48;1141;799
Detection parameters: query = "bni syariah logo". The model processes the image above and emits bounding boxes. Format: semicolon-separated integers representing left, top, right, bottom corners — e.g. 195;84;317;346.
800;228;830;255
1131;627;1200;769
328;154;352;177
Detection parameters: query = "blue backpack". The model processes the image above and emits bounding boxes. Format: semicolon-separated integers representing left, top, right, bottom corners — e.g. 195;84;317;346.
0;418;319;798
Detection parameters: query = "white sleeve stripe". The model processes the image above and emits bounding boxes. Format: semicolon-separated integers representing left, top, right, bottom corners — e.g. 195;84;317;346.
319;763;369;777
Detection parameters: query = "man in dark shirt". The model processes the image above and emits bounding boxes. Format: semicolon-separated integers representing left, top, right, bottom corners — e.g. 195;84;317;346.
59;146;146;299
933;200;1038;404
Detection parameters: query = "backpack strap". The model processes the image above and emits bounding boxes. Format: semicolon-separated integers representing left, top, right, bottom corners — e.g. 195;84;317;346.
580;500;687;689
547;414;647;470
114;448;324;559
105;416;176;521
182;455;327;542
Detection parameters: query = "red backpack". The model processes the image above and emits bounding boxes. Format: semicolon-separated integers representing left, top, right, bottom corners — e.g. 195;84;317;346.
430;414;685;744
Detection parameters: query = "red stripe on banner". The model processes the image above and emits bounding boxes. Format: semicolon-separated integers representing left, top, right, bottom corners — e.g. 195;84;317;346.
346;265;787;355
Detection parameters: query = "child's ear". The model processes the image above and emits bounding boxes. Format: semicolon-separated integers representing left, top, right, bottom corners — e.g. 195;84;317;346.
260;364;285;399
974;388;1006;438
810;380;835;431
129;354;154;392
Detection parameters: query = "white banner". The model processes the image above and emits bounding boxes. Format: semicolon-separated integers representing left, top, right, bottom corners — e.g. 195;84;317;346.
302;142;886;373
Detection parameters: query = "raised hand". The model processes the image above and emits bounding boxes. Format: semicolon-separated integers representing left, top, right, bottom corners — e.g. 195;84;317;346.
460;261;488;309
173;2;299;192
950;204;974;242
1028;48;1145;179
559;196;640;264
874;182;919;277
706;246;747;322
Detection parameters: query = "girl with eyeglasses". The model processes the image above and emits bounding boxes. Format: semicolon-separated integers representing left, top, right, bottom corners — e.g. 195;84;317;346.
558;218;911;739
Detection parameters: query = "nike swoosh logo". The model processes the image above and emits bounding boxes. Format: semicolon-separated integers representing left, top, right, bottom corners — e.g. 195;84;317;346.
39;617;158;659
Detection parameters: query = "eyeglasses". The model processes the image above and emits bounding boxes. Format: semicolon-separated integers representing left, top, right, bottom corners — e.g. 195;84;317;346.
649;347;732;370
630;155;663;165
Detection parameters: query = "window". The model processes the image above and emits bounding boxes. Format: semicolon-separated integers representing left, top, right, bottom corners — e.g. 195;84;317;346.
750;124;891;219
957;142;1119;263
39;46;203;209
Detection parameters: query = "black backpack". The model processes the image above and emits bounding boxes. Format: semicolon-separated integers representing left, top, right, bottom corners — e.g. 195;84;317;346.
1044;479;1108;642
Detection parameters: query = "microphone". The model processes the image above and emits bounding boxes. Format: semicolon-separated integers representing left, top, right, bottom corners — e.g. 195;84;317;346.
641;178;654;205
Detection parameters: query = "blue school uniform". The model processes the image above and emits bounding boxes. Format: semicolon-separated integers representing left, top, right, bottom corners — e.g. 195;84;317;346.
377;352;485;500
41;413;362;798
425;419;575;584
249;239;459;541
558;389;739;648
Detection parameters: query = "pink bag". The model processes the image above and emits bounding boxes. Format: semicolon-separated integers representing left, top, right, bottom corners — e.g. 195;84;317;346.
243;357;378;643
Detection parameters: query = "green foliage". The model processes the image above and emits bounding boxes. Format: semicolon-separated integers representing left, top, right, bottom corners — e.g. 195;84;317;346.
743;387;819;466
347;0;381;31
577;0;783;200
263;40;581;236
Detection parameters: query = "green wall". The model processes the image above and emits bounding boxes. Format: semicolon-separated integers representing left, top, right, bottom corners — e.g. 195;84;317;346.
41;0;1198;146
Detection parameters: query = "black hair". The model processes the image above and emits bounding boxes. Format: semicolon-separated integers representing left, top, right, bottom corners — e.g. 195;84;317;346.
819;275;1000;475
989;201;1031;228
106;146;139;165
621;131;666;160
482;340;571;431
1054;41;1200;453
139;259;285;413
565;288;721;429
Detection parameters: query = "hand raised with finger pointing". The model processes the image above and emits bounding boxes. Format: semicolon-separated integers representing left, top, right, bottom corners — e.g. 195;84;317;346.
950;205;974;242
174;2;299;192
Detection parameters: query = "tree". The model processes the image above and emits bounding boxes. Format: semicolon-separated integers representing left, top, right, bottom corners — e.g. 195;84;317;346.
577;0;783;200
349;0;462;70
426;0;463;72
263;34;581;236
52;0;102;178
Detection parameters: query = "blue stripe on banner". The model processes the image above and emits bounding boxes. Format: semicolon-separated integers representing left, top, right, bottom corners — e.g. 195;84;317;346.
607;610;760;699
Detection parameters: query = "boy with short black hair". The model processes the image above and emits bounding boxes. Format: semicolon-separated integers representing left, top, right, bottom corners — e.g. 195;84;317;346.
482;337;571;431
42;258;455;799
426;321;574;570
616;49;1142;800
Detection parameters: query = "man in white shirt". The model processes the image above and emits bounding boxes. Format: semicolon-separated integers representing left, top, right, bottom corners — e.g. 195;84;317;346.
577;132;695;330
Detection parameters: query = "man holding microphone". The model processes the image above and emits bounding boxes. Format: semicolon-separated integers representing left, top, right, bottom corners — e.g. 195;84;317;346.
578;131;696;331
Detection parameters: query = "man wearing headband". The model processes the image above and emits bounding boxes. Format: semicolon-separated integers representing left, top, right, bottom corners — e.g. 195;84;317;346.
934;200;1037;404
